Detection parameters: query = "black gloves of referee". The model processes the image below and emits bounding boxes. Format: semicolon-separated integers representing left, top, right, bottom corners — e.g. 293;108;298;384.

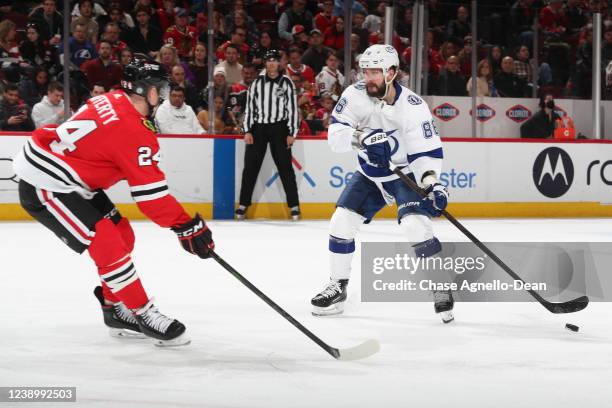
172;214;215;259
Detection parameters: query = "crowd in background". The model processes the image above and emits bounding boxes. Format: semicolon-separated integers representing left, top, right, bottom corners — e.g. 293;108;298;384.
0;0;611;135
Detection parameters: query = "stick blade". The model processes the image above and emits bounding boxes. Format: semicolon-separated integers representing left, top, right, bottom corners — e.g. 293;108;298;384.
544;296;589;314
334;339;380;361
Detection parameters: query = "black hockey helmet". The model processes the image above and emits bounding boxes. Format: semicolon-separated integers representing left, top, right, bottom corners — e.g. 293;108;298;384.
121;55;168;97
263;49;281;61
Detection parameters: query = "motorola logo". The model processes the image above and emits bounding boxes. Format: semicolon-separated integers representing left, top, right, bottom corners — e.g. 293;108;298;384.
533;147;574;198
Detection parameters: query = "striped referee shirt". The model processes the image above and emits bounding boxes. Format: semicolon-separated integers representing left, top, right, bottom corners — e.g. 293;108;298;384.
243;72;299;137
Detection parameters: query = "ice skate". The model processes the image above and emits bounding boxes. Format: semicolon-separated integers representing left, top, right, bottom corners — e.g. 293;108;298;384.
311;279;348;316
134;299;190;347
433;290;455;324
93;286;146;339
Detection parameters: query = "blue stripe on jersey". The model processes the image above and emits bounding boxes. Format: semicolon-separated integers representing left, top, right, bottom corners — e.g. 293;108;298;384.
329;235;355;254
407;147;444;163
330;116;352;127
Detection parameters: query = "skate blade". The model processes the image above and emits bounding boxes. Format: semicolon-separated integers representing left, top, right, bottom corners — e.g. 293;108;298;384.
109;328;147;339
438;310;455;324
312;302;344;316
291;215;300;221
152;332;191;347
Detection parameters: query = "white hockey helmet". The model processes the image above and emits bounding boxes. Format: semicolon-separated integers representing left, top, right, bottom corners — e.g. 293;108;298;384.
359;44;400;81
359;44;400;98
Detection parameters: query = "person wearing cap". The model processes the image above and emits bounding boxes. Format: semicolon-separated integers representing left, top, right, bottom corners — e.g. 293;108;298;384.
302;28;334;74
236;49;301;221
278;0;314;42
162;7;197;60
291;24;310;51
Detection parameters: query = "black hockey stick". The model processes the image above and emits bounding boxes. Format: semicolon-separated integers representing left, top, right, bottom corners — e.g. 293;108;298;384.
210;251;380;360
392;167;589;314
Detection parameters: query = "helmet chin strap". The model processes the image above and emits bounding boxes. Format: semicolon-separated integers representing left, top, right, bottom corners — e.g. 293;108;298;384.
379;69;398;100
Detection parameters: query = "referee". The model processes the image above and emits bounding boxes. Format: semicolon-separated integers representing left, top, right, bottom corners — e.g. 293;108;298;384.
236;49;301;220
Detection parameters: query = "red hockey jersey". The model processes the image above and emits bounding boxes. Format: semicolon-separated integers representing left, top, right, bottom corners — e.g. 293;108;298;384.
13;90;191;228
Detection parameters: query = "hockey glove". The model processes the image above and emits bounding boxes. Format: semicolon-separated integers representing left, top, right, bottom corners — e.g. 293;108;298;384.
360;129;391;168
420;183;449;217
172;214;215;259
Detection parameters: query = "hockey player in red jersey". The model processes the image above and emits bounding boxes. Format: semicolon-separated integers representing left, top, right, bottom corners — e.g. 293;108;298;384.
13;58;214;347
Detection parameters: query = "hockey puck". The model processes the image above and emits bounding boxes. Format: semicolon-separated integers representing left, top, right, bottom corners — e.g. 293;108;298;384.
565;323;579;332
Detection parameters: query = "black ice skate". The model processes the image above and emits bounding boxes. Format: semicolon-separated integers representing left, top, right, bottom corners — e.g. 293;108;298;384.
433;290;455;324
93;286;146;339
290;206;301;221
311;279;348;316
134;299;190;347
235;205;247;220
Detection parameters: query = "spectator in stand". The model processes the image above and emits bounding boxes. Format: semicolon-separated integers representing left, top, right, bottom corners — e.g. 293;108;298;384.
157;43;179;73
155;0;176;33
446;5;471;46
70;1;99;44
197;95;231;134
439;41;457;62
226;10;259;47
250;30;275;69
170;64;199;111
100;22;127;62
163;8;196;61
81;40;123;90
291;25;310;51
457;35;474;77
488;45;504;77
435;55;467;96
539;0;568;38
494;56;528;97
565;0;588;37
513;45;533;83
215;43;243;86
226;63;257;130
347;53;364;84
154;84;204;134
396;7;413;40
363;1;387;34
0;19;25;83
20;22;59;76
323;16;344;50
108;4;134;32
28;0;63;45
286;47;315;85
315;0;334;33
19;67;49;107
198;10;228;51
303;29;334;75
119;47;133;69
403;30;444;80
603;26;612;67
520;93;560;138
352;12;369;53
31;81;65;128
217;27;250;64
571;25;593;99
332;0;367;18
315;92;334;129
315;51;344;100
0;83;34;131
132;0;158;25
126;4;163;58
224;0;257;37
59;22;97;69
188;42;208;92
467;59;497;97
89;82;106;98
209;65;229;105
510;0;535;46
278;0;314;42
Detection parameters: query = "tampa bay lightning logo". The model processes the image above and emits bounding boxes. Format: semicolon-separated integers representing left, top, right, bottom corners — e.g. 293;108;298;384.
385;45;395;53
407;95;422;105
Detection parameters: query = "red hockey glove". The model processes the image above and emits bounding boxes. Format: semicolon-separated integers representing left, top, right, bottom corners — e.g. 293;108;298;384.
172;214;214;259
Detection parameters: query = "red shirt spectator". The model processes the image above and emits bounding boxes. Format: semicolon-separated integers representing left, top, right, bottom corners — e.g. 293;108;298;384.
82;40;123;90
286;47;315;84
323;17;345;50
539;0;568;34
163;9;197;59
314;0;334;33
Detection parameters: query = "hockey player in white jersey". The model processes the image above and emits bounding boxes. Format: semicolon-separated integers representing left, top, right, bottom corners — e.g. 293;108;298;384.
310;44;454;323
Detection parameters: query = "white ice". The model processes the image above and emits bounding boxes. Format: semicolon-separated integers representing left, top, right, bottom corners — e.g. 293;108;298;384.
1;218;611;408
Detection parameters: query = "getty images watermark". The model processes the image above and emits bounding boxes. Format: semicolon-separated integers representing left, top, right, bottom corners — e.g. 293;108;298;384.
361;242;611;302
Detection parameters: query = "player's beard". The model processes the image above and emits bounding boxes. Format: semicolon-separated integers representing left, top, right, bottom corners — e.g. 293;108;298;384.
366;81;386;98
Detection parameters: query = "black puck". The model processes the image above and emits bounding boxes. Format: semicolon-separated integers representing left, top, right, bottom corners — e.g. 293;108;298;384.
565;323;579;332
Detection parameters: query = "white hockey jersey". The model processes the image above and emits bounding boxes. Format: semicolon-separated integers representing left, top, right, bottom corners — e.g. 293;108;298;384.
328;80;442;185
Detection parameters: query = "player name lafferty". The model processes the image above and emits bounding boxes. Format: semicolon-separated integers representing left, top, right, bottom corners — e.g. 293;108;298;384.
90;94;120;125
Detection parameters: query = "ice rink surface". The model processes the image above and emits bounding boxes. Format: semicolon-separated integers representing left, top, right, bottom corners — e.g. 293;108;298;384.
1;218;611;408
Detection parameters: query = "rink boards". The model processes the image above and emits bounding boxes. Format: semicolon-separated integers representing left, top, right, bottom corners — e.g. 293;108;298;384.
0;133;611;219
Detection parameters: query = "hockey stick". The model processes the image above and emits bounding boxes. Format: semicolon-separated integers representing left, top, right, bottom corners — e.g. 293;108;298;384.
392;167;589;314
210;251;380;361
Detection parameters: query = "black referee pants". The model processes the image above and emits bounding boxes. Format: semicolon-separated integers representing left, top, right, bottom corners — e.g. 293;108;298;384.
239;122;300;208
